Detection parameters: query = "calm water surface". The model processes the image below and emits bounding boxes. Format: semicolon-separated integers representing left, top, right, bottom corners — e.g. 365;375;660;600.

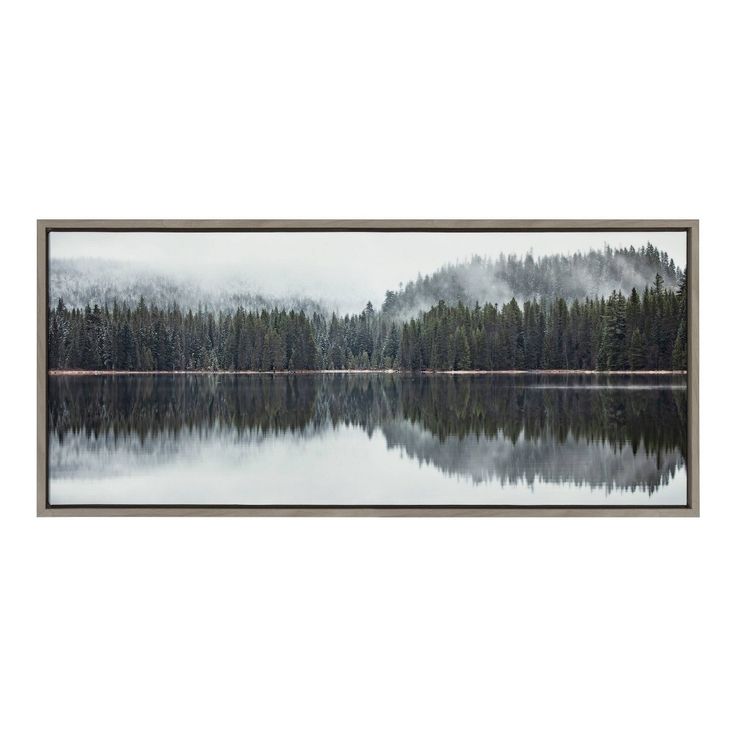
48;373;687;506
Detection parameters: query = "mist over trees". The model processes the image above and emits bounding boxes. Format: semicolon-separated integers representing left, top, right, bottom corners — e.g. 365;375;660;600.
382;244;681;319
52;244;680;320
48;246;686;372
48;271;687;372
49;258;327;314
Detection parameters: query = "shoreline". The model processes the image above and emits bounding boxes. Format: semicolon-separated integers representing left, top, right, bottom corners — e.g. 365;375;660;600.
48;369;687;376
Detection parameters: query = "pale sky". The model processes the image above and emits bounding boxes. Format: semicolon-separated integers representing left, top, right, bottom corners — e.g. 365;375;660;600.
50;230;687;314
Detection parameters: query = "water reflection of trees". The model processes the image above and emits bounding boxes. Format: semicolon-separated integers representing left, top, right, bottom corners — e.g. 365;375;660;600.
49;374;687;492
381;420;682;494
50;374;686;451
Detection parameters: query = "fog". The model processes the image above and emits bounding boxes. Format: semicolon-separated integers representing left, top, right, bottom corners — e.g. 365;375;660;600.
50;231;687;315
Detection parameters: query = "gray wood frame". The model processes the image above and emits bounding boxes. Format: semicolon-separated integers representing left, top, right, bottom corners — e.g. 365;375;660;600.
37;220;699;517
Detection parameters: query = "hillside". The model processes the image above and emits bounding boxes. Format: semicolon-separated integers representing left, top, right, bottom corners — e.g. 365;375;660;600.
382;244;682;318
49;258;328;315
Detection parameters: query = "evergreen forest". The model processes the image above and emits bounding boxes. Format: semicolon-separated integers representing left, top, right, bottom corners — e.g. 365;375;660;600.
48;270;687;372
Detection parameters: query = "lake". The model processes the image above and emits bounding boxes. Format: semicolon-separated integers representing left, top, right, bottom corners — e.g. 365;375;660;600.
47;373;688;507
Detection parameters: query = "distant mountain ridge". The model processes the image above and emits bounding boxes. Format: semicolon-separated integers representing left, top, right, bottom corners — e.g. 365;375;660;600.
50;245;683;320
382;244;682;318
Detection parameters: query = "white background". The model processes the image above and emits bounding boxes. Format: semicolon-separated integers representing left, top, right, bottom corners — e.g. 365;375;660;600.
0;2;732;735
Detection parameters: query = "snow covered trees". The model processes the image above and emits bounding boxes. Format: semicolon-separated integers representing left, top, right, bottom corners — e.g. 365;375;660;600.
47;275;687;373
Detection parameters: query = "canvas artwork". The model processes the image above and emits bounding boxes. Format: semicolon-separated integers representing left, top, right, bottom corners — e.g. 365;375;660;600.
40;222;695;514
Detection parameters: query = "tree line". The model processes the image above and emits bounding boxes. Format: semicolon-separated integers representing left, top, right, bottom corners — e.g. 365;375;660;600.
48;299;319;371
398;272;687;371
48;272;687;372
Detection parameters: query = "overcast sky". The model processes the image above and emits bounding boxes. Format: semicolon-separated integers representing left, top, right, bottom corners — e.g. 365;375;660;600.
50;230;687;314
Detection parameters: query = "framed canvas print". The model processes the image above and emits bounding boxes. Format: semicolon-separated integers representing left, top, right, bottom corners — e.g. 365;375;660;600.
37;220;699;516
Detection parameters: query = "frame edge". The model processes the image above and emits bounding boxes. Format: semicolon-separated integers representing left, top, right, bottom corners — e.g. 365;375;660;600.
37;219;700;517
688;221;700;516
37;221;48;516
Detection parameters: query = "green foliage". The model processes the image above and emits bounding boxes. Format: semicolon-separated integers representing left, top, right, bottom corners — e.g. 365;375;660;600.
395;276;685;372
48;301;319;371
48;276;687;373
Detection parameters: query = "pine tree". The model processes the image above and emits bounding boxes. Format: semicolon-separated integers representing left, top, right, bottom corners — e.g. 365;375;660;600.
672;323;687;370
672;269;688;371
456;327;471;370
629;328;646;370
599;292;627;370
